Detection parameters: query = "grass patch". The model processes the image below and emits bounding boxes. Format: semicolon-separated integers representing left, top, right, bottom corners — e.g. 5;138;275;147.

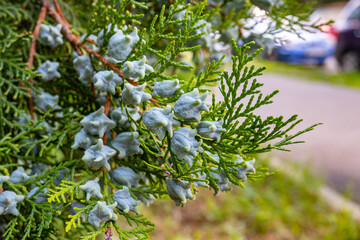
255;59;360;89
140;160;360;240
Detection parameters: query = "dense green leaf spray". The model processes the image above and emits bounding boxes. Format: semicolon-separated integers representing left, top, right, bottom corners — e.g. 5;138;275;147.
0;0;324;239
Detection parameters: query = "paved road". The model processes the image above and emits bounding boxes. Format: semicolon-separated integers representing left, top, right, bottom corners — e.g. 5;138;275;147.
215;73;360;200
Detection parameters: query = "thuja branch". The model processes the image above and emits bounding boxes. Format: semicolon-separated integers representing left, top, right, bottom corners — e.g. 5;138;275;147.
0;1;323;239
41;0;160;107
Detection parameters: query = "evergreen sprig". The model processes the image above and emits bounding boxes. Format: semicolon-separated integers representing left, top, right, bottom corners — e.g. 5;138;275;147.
0;0;322;239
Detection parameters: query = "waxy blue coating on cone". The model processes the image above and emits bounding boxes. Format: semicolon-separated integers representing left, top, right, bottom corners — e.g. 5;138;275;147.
88;201;118;229
9;167;30;184
79;178;104;201
38;24;63;48
0;176;9;185
110;106;141;129
80;106;116;138
211;169;231;193
37;61;61;82
0;191;24;216
153;79;180;97
233;156;256;181
109;167;140;187
122;83;151;105
110;132;143;159
34;92;62;112
82;139;116;171
143;105;179;140
174;88;209;122
166;178;195;207
107;27;139;62
73;55;94;83
113;186;140;214
92;70;123;94
195;119;225;142
171;127;203;166
72;129;98;150
123;56;154;80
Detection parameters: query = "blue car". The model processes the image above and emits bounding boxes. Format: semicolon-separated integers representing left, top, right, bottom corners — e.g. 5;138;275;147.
275;30;336;65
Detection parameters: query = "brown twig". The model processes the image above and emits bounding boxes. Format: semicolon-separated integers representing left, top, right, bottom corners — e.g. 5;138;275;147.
102;93;111;144
53;0;70;29
104;93;111;115
23;5;47;120
90;83;96;98
42;0;161;108
86;38;96;44
43;0;135;85
27;6;47;70
72;43;82;55
149;98;160;107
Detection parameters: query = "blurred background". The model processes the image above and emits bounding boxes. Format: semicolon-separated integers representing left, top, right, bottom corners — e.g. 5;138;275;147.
141;0;360;239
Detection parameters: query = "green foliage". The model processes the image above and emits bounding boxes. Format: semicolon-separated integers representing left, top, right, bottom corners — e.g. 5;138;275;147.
0;0;325;239
209;40;319;154
48;178;88;203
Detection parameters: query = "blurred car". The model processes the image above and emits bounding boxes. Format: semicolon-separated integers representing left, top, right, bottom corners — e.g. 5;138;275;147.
274;30;336;65
333;0;360;71
239;5;338;65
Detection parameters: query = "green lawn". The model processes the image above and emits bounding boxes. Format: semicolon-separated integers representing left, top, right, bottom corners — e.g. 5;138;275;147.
139;160;360;240
255;59;360;89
